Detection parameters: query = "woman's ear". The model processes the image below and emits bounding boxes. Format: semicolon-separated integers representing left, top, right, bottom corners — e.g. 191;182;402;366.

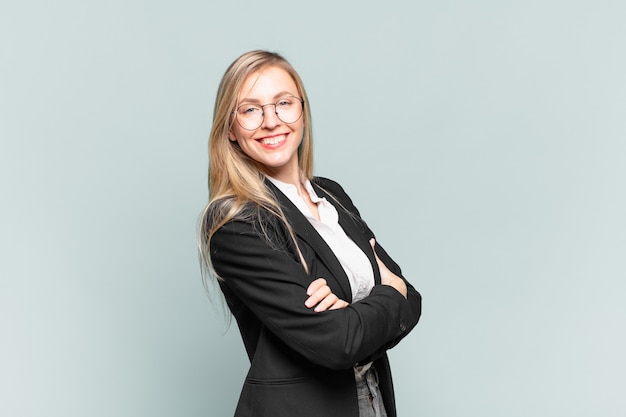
228;130;237;142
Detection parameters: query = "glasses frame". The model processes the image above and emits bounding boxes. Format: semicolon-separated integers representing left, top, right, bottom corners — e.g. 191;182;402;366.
232;96;305;131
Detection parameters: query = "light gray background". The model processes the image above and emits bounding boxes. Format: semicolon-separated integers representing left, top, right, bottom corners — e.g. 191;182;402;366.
1;1;624;416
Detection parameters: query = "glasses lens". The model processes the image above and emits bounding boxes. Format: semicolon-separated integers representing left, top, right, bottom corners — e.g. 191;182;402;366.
235;97;303;130
275;97;303;124
236;104;263;130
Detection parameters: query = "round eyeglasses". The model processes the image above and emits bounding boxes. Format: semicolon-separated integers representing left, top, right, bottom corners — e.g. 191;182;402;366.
233;96;304;131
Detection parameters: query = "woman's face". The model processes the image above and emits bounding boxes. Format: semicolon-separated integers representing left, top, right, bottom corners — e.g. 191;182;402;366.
229;66;305;182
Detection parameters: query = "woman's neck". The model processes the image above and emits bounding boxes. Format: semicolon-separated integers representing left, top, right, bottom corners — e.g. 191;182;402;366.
263;165;302;189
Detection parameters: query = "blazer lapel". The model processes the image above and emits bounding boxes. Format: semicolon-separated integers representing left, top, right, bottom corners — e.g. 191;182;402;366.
265;180;354;301
312;183;382;286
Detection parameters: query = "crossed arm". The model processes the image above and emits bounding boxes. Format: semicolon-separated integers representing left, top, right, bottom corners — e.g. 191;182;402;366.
212;178;421;368
305;239;408;312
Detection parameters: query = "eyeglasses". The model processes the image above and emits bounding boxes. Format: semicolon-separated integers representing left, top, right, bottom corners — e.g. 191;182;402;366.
233;96;304;131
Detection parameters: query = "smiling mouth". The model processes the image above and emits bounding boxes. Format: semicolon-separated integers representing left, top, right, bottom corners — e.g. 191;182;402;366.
258;134;287;146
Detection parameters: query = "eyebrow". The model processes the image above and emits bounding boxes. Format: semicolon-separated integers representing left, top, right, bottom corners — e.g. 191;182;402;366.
238;91;298;104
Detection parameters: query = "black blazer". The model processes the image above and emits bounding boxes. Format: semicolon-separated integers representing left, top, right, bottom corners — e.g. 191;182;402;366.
210;177;422;417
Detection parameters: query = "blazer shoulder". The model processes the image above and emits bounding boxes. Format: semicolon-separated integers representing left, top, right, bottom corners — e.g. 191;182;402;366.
312;176;350;201
312;176;342;191
312;176;359;214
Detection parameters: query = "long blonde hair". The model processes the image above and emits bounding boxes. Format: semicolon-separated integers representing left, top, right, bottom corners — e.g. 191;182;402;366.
199;50;314;282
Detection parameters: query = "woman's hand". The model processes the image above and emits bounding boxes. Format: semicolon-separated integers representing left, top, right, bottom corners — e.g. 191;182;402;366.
370;239;408;298
305;278;349;312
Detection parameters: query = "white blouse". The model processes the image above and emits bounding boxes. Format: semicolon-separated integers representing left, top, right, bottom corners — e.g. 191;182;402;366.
267;176;375;302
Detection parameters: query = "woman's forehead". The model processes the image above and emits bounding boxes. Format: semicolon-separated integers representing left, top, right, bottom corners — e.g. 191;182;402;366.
238;66;298;102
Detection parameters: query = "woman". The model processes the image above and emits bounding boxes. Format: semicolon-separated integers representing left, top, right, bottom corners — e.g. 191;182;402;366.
199;50;422;417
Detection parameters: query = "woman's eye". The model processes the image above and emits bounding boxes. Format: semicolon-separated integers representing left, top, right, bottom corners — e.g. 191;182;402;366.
277;99;291;108
241;106;260;114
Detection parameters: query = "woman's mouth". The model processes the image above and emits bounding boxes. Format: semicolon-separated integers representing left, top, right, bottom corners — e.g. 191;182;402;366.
258;134;287;146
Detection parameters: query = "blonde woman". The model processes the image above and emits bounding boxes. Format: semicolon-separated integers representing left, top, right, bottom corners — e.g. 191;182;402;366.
199;50;422;417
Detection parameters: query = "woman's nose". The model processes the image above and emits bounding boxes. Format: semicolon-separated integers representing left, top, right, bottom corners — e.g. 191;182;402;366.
261;105;281;129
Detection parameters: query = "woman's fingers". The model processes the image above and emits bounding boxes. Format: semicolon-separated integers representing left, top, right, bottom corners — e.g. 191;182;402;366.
313;292;338;312
315;294;349;312
306;277;327;296
329;299;350;310
305;278;349;312
305;279;330;308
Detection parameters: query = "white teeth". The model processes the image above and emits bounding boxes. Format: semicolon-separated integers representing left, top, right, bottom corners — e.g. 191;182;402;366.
260;135;285;145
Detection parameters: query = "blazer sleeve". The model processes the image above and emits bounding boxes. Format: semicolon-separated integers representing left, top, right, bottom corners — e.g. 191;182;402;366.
314;177;422;361
210;214;416;371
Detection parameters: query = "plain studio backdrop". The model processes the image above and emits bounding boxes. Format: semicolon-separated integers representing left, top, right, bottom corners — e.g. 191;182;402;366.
1;1;624;416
